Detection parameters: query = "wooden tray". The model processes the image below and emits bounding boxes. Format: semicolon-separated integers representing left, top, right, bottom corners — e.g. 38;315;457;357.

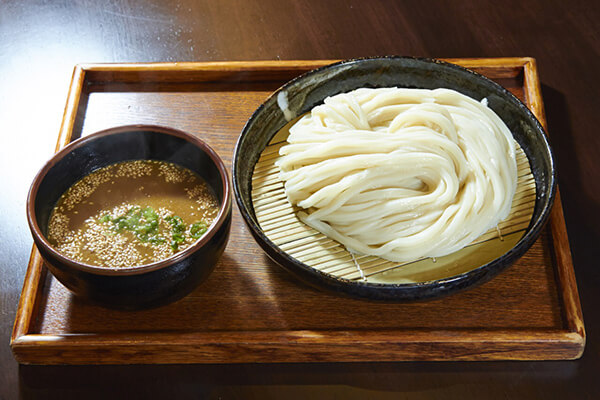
11;58;585;364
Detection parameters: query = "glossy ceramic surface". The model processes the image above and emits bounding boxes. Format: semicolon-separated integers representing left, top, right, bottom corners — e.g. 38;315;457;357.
28;125;232;309
233;56;556;301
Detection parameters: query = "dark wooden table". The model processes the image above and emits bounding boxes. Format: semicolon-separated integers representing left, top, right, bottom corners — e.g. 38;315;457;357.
1;0;599;398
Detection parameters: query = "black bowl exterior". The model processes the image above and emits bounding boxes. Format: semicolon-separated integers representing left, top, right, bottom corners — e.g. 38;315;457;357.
28;125;231;309
233;56;556;301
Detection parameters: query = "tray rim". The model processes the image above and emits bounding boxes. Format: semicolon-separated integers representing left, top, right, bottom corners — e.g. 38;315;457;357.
11;58;585;364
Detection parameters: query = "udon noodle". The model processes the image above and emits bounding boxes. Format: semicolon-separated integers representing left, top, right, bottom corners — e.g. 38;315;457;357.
276;88;517;262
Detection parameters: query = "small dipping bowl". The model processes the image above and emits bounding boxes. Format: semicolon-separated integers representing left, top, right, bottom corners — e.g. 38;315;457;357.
27;125;232;309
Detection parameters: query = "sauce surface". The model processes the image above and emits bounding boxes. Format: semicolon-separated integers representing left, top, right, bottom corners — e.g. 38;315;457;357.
48;160;219;268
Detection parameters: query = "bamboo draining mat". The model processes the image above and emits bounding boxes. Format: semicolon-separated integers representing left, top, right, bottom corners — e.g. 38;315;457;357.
253;134;534;282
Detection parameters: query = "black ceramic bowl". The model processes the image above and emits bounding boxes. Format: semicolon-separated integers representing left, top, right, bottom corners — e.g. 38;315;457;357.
27;125;232;309
233;56;556;301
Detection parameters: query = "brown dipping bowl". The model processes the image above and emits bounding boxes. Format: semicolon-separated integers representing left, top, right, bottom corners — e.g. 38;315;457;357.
26;125;232;310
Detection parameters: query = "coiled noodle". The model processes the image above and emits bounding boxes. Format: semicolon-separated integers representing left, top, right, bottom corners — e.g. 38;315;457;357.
276;88;517;262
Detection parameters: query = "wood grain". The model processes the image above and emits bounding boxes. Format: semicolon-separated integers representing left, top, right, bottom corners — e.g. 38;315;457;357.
521;58;585;341
0;1;598;399
10;59;584;365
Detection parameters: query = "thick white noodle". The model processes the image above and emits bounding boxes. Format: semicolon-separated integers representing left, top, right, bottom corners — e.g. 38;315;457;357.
276;88;517;262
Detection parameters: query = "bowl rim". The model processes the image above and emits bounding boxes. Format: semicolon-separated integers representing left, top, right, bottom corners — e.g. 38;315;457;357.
27;124;231;276
233;55;556;299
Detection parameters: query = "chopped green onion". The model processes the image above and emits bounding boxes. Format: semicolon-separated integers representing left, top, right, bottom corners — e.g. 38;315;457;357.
166;215;187;251
99;207;204;252
190;221;208;239
103;206;164;244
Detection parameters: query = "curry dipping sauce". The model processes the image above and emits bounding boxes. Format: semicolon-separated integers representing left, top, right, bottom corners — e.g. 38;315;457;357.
47;160;219;268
